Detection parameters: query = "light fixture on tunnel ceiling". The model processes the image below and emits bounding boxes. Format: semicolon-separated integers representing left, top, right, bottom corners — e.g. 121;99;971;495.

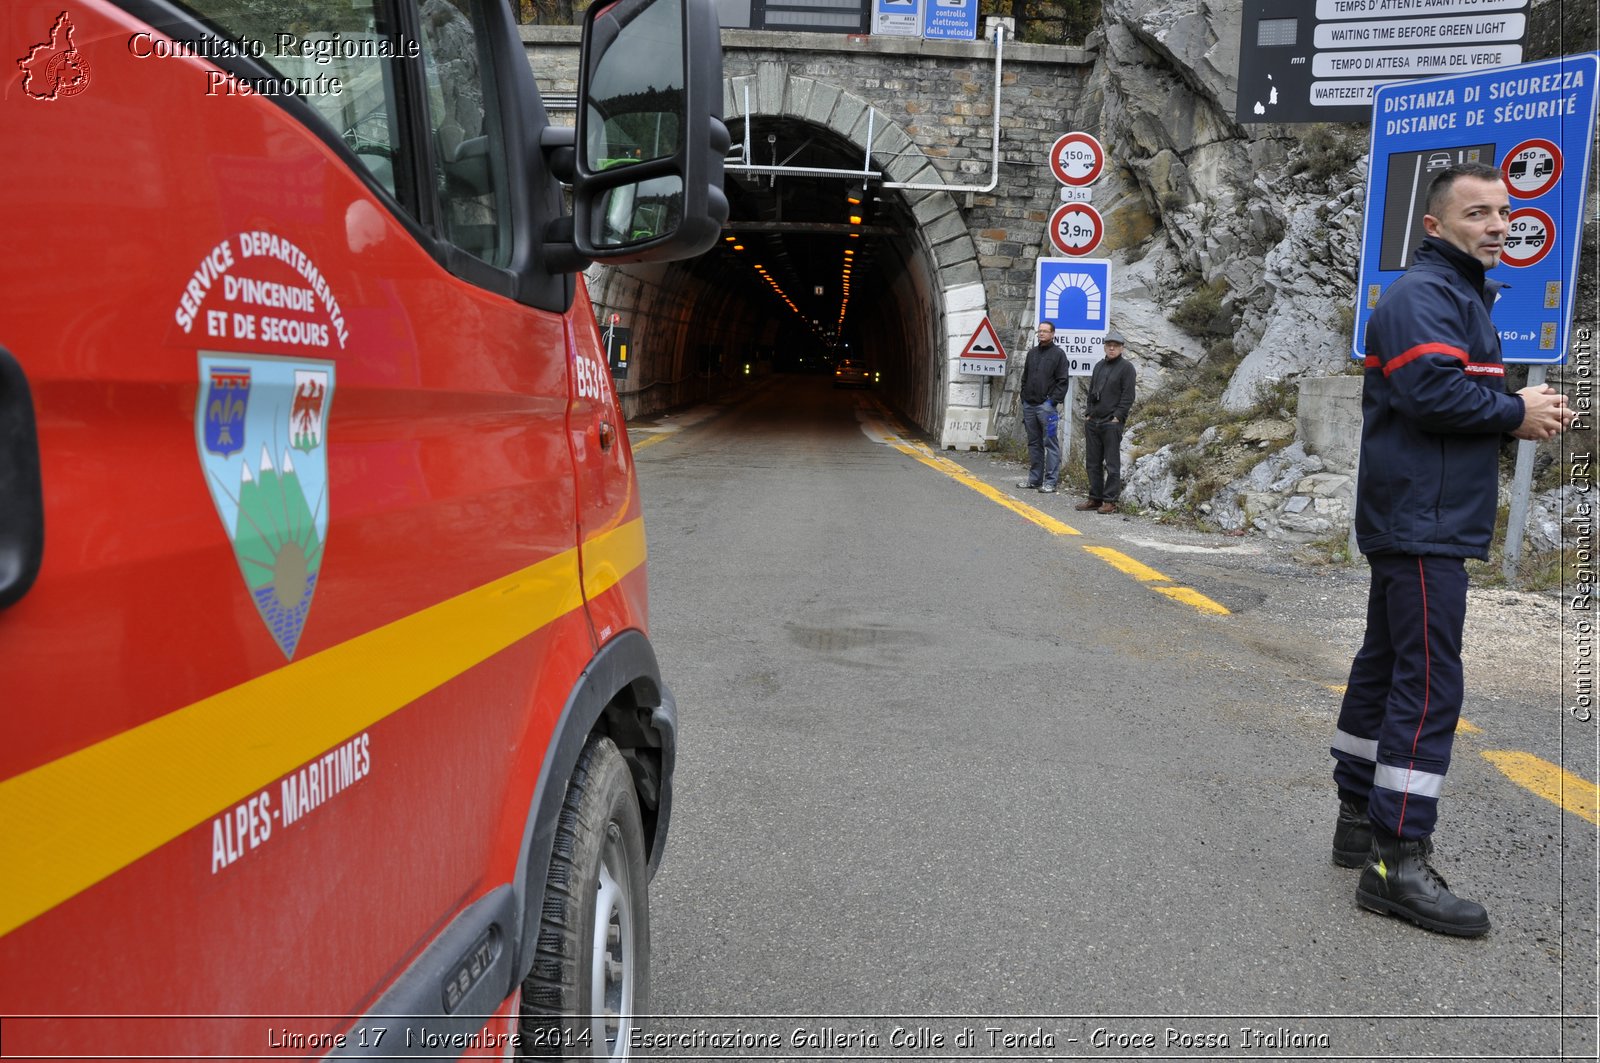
748;253;807;322
836;238;858;329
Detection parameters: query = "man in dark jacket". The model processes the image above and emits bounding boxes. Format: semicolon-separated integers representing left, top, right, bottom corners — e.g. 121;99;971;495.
1076;329;1136;514
1329;162;1572;937
1016;321;1070;493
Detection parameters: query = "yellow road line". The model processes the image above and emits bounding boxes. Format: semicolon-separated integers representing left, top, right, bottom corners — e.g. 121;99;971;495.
1152;585;1232;616
631;431;673;452
885;441;1229;616
890;442;1081;537
0;521;646;937
1482;750;1600;825
1083;546;1231;616
1082;546;1168;583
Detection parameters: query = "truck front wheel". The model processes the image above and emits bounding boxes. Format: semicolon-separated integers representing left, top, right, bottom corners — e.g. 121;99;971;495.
520;736;650;1059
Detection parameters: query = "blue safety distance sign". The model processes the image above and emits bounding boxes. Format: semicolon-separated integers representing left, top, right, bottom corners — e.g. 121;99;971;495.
1355;53;1599;364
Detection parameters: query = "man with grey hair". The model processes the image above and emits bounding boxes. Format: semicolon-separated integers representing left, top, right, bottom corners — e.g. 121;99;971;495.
1076;329;1135;514
1329;161;1573;937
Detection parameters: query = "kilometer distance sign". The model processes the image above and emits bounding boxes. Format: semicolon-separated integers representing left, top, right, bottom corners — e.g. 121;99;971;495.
1048;202;1104;256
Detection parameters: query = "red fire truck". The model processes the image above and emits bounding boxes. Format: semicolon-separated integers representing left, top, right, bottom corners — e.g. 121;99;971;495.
1;0;725;1055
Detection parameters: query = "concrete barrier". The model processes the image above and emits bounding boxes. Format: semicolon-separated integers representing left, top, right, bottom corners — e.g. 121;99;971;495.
1298;375;1362;474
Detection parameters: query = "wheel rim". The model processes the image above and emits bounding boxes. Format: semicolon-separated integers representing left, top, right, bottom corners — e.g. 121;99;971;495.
590;823;634;1059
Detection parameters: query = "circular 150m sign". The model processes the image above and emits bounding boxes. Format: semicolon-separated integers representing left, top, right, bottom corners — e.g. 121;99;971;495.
1050;131;1104;186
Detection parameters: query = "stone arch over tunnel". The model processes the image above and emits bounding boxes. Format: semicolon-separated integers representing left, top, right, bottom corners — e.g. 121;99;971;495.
586;65;995;449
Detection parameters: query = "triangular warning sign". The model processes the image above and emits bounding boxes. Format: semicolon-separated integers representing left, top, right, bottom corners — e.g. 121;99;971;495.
960;317;1006;360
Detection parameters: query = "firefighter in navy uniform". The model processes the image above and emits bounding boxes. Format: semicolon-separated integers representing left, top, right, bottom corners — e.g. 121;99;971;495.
1329;162;1573;936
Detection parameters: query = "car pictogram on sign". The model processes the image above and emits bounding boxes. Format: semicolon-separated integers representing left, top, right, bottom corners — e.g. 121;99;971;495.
1049;132;1104;187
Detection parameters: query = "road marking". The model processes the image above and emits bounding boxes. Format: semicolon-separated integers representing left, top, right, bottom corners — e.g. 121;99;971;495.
1152;584;1232;616
1083;546;1232;616
1083;546;1168;583
631;430;675;452
1482;751;1600;824
891;442;1082;537
883;437;1231;615
1123;535;1263;556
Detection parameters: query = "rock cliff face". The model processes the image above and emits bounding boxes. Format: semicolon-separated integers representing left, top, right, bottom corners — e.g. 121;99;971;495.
1081;0;1596;551
1084;0;1365;410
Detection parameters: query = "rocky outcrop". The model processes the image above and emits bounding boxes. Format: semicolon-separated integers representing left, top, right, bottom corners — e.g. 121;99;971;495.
1088;0;1595;556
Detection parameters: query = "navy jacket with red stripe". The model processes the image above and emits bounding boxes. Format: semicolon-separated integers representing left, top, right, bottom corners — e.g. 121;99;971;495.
1355;237;1525;559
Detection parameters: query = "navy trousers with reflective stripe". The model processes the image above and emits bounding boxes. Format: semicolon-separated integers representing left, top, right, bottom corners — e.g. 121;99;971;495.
1331;553;1468;840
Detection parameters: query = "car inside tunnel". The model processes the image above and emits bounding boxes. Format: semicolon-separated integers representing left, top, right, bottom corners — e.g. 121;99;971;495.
587;116;948;436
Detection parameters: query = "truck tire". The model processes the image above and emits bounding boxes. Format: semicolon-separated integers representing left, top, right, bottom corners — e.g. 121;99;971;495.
520;736;650;1059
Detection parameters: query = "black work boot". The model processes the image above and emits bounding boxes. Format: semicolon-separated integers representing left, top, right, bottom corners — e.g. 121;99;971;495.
1356;829;1489;937
1331;797;1371;868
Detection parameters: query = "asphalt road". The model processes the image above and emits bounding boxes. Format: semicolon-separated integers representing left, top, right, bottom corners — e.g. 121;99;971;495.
628;376;1596;1061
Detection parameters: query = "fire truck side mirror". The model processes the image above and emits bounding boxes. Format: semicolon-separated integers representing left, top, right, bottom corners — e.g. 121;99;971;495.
570;0;729;264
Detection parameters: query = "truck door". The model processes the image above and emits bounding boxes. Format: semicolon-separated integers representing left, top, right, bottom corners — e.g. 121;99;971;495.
569;283;649;647
1;0;588;1052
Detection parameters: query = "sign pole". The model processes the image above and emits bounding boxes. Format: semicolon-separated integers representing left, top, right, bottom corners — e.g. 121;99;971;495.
1502;364;1546;583
1061;377;1078;470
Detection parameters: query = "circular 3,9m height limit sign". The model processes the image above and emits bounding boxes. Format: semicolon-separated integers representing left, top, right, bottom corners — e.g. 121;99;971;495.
1050;131;1104;187
1048;202;1103;256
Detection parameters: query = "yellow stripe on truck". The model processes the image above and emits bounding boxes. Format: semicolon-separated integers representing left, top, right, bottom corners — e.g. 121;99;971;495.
0;519;646;938
581;517;648;600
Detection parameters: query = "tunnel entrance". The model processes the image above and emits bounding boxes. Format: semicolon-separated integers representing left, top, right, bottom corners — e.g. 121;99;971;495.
587;103;990;450
714;116;931;401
